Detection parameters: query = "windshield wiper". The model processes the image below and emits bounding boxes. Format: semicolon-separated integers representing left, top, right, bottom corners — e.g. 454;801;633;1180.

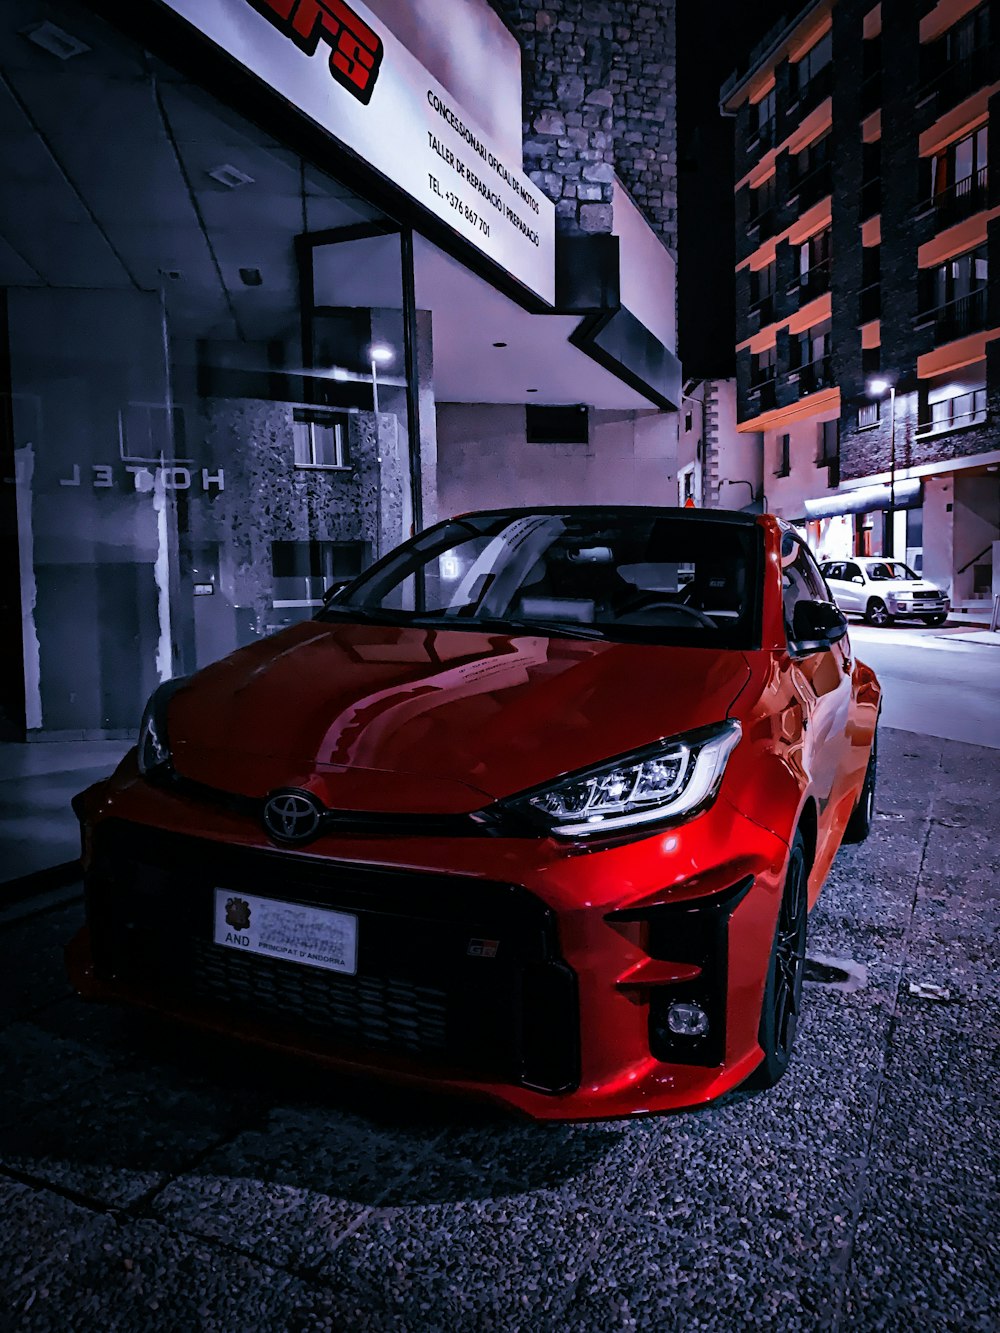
471;616;609;641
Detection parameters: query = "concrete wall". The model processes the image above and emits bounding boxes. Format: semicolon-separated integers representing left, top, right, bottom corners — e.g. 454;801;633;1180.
762;407;840;522
435;402;676;515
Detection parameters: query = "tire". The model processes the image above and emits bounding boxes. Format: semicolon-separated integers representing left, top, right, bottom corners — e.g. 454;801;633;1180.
921;613;947;627
843;726;877;845
865;597;892;627
746;830;808;1090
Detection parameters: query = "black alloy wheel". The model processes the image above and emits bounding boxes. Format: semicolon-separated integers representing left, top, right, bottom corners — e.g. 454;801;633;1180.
843;726;877;844
865;597;892;627
747;830;808;1090
922;613;948;627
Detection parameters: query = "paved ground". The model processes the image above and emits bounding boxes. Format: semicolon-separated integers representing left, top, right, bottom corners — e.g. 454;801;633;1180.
0;742;131;885
847;624;1000;749
0;727;996;1332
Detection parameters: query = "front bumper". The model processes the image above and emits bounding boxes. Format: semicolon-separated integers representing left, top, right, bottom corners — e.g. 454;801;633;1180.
68;758;791;1119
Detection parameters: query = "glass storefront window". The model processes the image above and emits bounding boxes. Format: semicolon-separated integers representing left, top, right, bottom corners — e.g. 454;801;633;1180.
0;1;420;735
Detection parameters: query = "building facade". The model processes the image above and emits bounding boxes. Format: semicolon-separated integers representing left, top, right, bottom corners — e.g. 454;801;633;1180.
0;0;680;739
722;0;999;614
677;379;764;512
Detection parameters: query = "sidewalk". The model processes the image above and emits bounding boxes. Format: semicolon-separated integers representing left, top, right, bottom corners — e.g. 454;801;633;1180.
0;742;132;891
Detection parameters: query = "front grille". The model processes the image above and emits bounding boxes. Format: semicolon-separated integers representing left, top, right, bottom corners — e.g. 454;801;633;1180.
86;820;579;1093
189;940;449;1053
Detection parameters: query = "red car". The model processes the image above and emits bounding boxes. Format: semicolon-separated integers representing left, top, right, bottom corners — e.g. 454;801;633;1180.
68;508;880;1118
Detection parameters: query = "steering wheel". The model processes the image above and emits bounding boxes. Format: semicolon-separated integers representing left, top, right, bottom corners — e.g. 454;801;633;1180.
615;592;717;629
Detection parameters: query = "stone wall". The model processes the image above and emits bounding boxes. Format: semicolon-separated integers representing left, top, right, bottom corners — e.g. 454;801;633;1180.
493;1;677;251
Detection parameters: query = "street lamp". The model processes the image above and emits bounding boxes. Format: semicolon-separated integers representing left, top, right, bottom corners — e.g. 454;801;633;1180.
868;377;896;556
369;341;394;414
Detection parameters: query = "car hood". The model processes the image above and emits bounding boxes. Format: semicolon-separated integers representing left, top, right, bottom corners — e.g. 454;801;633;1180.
878;580;943;595
168;620;752;813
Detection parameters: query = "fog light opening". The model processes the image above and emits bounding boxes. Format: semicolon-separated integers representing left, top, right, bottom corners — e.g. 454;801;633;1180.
666;1001;710;1037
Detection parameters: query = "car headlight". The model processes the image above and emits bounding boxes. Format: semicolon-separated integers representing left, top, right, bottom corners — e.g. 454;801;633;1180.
137;677;188;776
502;720;742;838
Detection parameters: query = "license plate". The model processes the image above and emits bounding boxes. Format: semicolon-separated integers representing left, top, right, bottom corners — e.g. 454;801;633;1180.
213;889;358;975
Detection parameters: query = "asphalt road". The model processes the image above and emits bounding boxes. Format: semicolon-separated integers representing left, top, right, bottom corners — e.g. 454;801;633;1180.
0;728;997;1332
847;624;1000;749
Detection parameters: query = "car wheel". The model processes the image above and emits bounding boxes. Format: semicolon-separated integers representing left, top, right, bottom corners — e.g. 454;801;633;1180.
746;830;807;1090
843;727;877;845
921;613;947;626
865;597;892;627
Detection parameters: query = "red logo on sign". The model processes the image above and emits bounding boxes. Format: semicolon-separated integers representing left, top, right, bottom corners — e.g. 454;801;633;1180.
247;0;384;104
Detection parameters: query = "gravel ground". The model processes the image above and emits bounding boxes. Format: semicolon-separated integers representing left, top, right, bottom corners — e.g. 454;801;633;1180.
0;728;997;1332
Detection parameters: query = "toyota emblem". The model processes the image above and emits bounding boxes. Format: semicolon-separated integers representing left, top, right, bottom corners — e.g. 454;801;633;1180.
263;789;323;843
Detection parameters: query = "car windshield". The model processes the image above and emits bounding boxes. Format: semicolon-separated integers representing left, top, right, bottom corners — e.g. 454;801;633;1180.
867;561;918;581
318;510;762;647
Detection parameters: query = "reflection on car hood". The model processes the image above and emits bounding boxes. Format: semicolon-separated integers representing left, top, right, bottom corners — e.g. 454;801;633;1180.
168;620;752;811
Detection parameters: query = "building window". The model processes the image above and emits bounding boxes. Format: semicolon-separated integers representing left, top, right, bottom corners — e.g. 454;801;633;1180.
775;433;791;478
684;410;693;432
749;87;776;147
792;30;832;103
748;174;777;232
790;321;832;388
271;540;366;607
292;409;350;468
750;260;777;310
817;419;839;464
920;383;988;435
751;345;777;386
930;125;989;222
925;244;989;337
857;401;880;430
799;227;832;296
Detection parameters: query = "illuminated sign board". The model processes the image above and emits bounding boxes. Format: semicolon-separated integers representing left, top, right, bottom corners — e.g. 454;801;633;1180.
159;0;556;304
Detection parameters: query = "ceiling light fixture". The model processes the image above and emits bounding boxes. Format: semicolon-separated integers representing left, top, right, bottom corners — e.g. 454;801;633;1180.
239;267;263;287
21;21;91;60
207;164;255;189
526;388;538;393
493;341;508;348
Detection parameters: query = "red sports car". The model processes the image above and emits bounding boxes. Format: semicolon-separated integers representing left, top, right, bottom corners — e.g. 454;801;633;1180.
68;508;880;1118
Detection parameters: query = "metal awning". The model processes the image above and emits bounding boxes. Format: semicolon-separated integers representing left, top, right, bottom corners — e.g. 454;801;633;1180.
803;479;922;519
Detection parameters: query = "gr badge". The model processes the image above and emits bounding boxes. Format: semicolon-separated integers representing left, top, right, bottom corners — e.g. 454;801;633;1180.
247;0;384;104
467;938;500;959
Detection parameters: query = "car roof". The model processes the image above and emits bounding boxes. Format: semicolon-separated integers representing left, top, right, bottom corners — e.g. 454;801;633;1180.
451;505;759;527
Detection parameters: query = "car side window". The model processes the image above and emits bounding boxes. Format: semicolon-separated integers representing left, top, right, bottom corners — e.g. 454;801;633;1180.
844;562;863;582
781;533;829;640
827;563;843;580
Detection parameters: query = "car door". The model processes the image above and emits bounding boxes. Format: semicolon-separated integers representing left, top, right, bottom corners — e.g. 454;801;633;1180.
840;561;867;615
781;536;854;832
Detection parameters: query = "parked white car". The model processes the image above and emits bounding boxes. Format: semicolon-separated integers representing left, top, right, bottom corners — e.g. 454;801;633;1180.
819;558;950;627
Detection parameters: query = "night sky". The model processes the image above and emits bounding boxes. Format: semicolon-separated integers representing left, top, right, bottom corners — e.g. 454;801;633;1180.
677;0;790;379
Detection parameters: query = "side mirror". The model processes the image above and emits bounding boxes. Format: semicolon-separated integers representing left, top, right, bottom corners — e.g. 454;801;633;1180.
791;599;849;655
851;575;864;585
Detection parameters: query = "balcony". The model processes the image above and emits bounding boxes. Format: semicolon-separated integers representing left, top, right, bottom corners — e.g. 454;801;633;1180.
790;161;833;212
748;293;775;327
787;357;834;395
746;117;777;157
922;288;989;343
932;167;989;229
747;206;777;242
919;47;992;116
789;63;833;118
860;177;881;221
748;377;777;412
796;264;831;304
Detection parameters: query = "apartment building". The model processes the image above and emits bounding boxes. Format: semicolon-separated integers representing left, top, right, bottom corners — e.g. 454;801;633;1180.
721;0;999;615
